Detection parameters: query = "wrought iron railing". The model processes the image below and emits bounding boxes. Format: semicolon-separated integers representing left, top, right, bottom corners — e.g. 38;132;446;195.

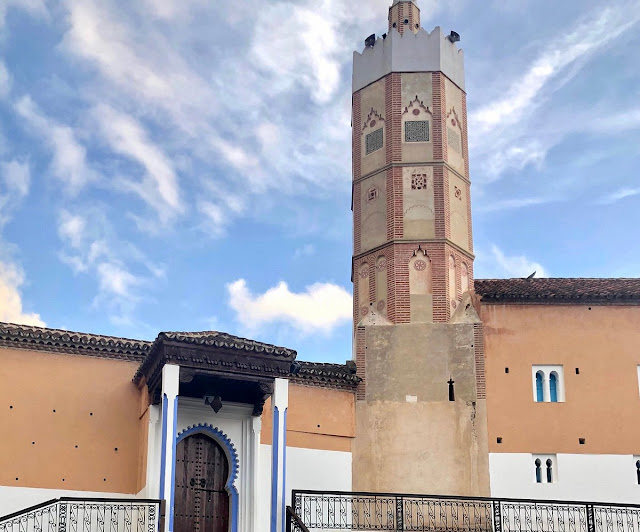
288;505;312;532
0;498;163;532
292;490;640;532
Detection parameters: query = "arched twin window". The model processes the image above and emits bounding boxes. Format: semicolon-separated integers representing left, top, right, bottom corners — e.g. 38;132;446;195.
533;366;564;402
636;460;640;485
534;456;556;484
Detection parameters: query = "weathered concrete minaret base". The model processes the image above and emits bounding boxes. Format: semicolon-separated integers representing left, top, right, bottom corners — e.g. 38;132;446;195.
351;0;489;496
352;321;490;495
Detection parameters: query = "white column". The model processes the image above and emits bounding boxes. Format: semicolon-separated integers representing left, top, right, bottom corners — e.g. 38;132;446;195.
160;364;179;532
251;415;262;532
270;378;289;532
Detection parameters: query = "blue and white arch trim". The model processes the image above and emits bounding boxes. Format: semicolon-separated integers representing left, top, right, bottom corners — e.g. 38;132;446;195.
175;424;240;532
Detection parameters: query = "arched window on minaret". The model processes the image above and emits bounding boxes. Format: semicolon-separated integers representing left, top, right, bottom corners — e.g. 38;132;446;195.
358;263;370;319
461;262;469;294
409;248;432;322
448;255;457;313
375;256;387;315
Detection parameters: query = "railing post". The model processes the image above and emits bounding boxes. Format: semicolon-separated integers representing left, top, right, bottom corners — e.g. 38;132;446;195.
286;507;291;532
59;501;67;532
586;504;595;532
492;500;502;532
396;496;404;532
158;500;166;532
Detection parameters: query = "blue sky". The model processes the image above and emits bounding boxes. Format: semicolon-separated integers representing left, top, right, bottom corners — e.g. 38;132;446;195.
0;0;639;363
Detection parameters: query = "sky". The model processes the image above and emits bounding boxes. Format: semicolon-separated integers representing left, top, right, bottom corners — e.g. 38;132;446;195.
0;0;639;363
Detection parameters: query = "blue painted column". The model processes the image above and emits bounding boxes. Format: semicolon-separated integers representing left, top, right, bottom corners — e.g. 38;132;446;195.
159;364;179;532
270;378;289;532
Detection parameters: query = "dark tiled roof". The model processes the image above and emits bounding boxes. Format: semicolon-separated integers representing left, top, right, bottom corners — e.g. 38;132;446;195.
155;331;296;358
475;278;640;304
0;321;151;361
291;361;360;390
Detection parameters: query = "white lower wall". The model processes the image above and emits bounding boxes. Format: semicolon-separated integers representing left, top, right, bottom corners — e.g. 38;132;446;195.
257;444;352;532
0;486;137;517
490;453;640;503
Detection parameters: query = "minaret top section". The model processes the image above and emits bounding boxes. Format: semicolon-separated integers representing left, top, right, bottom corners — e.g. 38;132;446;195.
389;0;421;35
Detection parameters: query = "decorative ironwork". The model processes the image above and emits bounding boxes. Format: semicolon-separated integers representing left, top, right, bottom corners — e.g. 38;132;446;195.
291;490;640;532
0;499;161;532
405;120;430;142
365;128;384;155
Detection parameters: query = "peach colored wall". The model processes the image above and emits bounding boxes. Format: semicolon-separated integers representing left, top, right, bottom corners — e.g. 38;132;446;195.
261;384;355;452
0;347;145;493
482;304;640;455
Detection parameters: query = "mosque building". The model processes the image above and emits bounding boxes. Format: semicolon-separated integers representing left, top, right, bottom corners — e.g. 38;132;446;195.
2;1;640;531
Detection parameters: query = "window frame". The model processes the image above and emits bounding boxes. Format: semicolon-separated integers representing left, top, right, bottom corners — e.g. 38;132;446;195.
532;365;565;403
532;454;558;484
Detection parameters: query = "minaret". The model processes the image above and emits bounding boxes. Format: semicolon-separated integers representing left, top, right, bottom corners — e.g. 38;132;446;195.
351;0;489;495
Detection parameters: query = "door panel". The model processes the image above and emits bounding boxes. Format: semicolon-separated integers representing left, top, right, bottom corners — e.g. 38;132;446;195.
174;433;230;532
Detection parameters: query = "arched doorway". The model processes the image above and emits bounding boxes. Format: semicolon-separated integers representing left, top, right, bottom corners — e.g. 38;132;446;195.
174;433;230;532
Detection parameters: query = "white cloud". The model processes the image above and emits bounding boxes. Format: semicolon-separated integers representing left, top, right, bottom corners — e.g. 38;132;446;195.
0;260;45;326
15;96;95;192
91;104;183;220
598;187;640;205
57;210;86;250
478;244;548;279
227;278;352;334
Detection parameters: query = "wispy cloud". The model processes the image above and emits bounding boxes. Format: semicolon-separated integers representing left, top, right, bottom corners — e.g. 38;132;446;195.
227;278;352;334
56;208;164;322
0;0;48;29
475;244;548;279
15;96;95;192
476;196;553;214
0;160;30;226
91;104;184;222
470;2;640;180
597;187;640;205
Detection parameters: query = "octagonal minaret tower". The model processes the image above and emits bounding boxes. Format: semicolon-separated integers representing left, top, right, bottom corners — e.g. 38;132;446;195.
351;0;489;496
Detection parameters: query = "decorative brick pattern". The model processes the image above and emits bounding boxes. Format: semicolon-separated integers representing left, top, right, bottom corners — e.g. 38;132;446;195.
385;74;402;165
431;73;446;161
352;91;362;181
474;323;486;399
461;92;474;253
353;181;361;254
386;167;403;241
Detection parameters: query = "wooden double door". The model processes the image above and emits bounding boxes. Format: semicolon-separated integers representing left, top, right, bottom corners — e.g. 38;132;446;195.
174;433;230;532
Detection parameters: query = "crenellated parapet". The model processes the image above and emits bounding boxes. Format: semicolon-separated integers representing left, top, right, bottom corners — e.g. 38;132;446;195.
353;27;465;93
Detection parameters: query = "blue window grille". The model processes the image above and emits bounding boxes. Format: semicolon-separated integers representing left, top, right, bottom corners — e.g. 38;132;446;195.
549;372;558;402
536;371;544;402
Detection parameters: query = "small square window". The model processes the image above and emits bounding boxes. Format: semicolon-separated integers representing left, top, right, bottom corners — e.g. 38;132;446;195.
365;128;384;155
411;174;428;190
405;120;430;142
367;187;379;202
